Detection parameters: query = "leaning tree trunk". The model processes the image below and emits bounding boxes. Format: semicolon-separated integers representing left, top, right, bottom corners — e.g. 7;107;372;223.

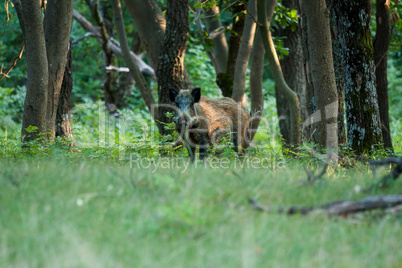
302;0;338;150
111;0;158;124
274;0;307;147
334;0;383;154
232;0;257;105
44;0;74;140
373;0;393;151
216;2;247;97
258;0;301;149
56;39;74;142
156;0;193;134
20;0;48;142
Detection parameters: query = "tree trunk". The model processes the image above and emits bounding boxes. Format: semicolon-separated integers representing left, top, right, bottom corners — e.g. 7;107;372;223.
334;1;383;154
326;0;347;146
156;0;192;134
56;40;74;142
249;29;264;141
44;0;74;139
374;0;393;151
232;0;257;105
111;0;158;123
203;3;228;74
87;0;123;109
216;2;247;97
274;0;307;148
257;0;301;149
20;0;48;142
302;0;338;150
124;0;166;69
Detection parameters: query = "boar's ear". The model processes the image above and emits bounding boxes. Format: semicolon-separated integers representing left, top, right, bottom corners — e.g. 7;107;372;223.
192;87;201;103
169;88;178;102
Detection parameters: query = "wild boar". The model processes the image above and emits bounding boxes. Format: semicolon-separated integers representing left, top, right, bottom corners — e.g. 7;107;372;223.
169;87;250;160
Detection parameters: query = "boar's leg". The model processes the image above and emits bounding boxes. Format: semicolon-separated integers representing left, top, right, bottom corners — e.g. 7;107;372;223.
198;133;209;160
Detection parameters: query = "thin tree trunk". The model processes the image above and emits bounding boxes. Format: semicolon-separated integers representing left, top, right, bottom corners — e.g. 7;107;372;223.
232;0;257;105
20;0;48;142
216;2;247;97
334;1;383;154
44;0;74;139
249;30;264;141
274;0;307;148
374;0;393;151
257;0;301;149
156;0;192;134
203;2;228;74
56;40;74;142
302;0;338;150
111;0;158;123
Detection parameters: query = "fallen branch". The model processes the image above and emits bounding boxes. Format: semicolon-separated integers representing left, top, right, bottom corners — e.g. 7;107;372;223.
248;195;402;216
73;9;155;78
364;157;402;192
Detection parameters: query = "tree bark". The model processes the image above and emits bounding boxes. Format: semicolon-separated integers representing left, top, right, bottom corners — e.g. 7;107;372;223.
374;0;393;151
302;0;338;150
232;0;257;105
156;0;192;134
334;1;383;154
249;30;264;141
124;0;166;69
326;0;347;146
111;0;158;123
44;0;74;139
56;40;74;142
274;0;307;148
216;2;247;97
257;0;301;149
20;0;48;142
203;2;228;74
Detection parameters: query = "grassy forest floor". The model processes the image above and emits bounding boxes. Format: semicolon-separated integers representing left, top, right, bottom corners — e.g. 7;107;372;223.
0;95;401;267
0;152;401;267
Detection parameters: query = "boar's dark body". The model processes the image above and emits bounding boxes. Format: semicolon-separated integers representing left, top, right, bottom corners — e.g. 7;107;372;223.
170;88;250;160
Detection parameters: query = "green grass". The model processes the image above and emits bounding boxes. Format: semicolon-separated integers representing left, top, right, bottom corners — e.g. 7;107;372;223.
1;158;401;267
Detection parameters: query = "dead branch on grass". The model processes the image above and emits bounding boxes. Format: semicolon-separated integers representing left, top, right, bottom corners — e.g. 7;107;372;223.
248;195;402;216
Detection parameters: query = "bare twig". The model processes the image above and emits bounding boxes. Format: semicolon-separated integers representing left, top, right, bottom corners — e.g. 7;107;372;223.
72;32;96;44
364;157;402;192
0;43;24;82
298;162;328;186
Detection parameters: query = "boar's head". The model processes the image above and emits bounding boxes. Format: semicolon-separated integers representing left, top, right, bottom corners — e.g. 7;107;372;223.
169;88;201;127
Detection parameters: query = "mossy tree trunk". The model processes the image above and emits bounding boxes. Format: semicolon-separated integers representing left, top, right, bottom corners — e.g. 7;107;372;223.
333;0;383;154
